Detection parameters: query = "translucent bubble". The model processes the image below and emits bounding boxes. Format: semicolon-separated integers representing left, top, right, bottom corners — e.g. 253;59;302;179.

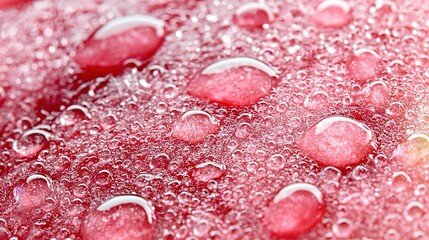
312;0;352;28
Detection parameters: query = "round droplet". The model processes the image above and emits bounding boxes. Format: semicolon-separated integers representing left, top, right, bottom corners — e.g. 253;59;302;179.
187;57;278;106
263;183;325;237
359;81;390;111
392;134;429;166
192;162;226;182
13;174;53;211
312;0;352;28
333;218;354;238
75;15;165;76
95;170;113;186
347;49;380;82
384;229;401;240
58;105;92;126
13;129;52;158
403;201;425;222
234;123;252;139
172;110;220;144
304;91;330;110
267;154;285;170
82;195;154;240
390;171;412;192
299;116;376;168
233;2;274;28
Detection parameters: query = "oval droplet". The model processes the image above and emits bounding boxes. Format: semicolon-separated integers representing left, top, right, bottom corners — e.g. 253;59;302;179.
333;218;354;238
75;15;165;76
390;171;412;192
304;91;330;110
312;0;352;28
392;133;429;166
13;174;53;211
58;105;92;126
82;195;154;240
172;110;220;144
347;48;380;82
13;129;52;158
187;57;278;106
299;116;376;168
263;183;325;237
192;162;226;182
233;2;274;28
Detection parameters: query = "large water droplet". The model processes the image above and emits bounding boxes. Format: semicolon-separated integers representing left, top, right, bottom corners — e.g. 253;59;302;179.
233;2;274;28
75;15;165;76
82;195;154;240
312;0;352;28
299;116;376;168
187;57;278;106
172;110;220;144
263;183;325;237
13;129;52;158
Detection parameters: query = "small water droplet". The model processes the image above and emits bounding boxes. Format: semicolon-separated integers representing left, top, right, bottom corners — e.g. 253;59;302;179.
390;171;412;192
312;0;352;28
192;161;226;182
172;110;220;144
233;2;274;28
403;201;425;222
58;105;92;126
332;218;354;238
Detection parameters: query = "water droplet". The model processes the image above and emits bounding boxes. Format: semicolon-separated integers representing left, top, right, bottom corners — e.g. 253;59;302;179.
347;48;380;82
403;201;425;222
192;162;226;182
95;170;112;186
390;171;412;192
150;153;170;169
392;133;429;166
172;110;220;143
13;174;53;211
267;154;285;170
384;229;401;240
187;57;278;106
75;15;165;76
360;81;390;112
312;0;352;28
263;183;325;237
82;195;154;240
233;2;274;28
193;219;210;237
13;129;52;158
234;123;252;139
332;218;354;238
58;105;92;126
299;116;376;168
304;91;329;110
